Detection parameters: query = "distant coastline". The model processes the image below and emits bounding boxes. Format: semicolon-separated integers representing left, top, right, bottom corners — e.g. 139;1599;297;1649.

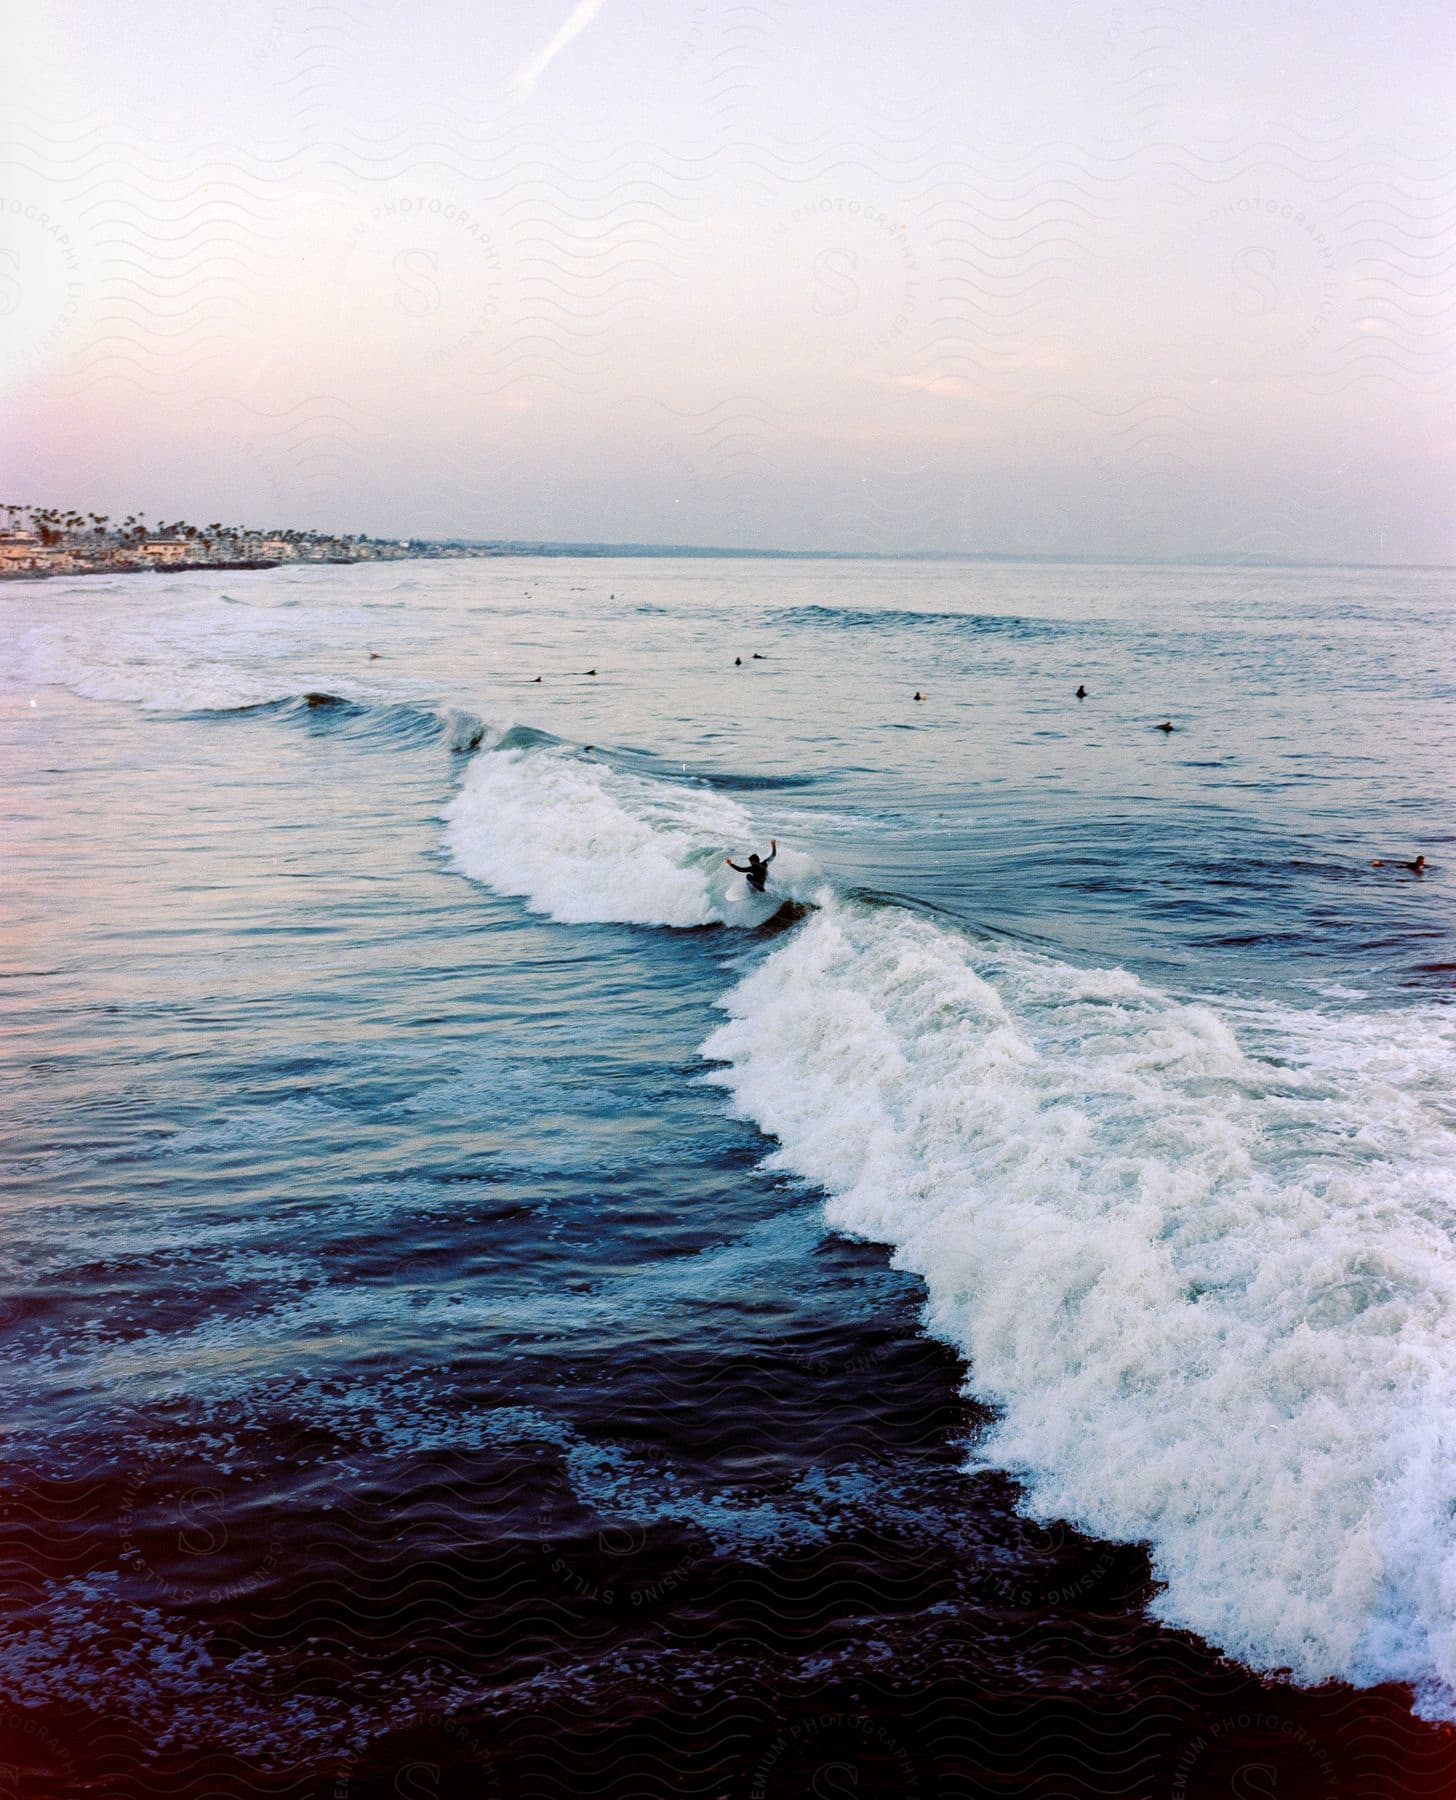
0;507;498;582
0;554;459;583
455;542;1451;570
2;506;1446;580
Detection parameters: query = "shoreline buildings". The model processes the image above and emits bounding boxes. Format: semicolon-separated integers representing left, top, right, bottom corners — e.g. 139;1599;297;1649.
0;510;501;580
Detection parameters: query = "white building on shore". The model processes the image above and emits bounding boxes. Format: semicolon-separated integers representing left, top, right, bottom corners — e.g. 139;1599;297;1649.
0;532;55;572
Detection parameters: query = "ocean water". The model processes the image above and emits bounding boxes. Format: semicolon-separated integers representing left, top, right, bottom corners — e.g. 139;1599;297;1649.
2;555;1454;1798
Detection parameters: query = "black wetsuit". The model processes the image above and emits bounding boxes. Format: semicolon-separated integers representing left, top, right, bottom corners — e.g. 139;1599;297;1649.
729;851;775;893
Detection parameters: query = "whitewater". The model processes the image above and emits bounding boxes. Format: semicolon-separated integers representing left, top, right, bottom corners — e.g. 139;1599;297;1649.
442;723;1456;1711
5;554;1456;1785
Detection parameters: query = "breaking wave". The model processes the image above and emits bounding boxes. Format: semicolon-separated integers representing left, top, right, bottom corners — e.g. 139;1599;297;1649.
701;899;1456;1712
443;736;821;928
440;728;1456;1715
23;617;1456;1719
198;692;490;753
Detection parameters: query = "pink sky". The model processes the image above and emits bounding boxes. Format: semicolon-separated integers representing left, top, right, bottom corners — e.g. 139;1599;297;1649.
2;0;1452;558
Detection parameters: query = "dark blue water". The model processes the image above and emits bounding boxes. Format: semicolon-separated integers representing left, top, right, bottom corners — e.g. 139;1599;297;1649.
1;557;1453;1797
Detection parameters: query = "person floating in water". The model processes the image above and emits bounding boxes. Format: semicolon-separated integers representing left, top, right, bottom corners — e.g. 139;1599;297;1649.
727;839;777;893
1371;854;1427;873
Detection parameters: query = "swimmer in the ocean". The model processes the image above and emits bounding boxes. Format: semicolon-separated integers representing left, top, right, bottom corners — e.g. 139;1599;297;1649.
727;839;777;893
1371;854;1427;873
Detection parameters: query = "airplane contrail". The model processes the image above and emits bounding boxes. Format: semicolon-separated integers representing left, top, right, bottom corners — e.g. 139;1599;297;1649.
512;0;608;96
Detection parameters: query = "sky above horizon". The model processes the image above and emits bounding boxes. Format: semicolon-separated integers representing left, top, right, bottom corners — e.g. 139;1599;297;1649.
2;0;1453;559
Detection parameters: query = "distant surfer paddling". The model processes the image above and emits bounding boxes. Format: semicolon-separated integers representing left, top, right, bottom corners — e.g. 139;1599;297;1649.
727;839;777;893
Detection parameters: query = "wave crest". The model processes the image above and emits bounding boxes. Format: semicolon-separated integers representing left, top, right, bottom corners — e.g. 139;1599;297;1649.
702;899;1456;1706
443;741;819;929
771;603;1073;639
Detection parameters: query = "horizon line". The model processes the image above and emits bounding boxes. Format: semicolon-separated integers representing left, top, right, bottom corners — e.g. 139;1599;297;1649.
443;539;1455;571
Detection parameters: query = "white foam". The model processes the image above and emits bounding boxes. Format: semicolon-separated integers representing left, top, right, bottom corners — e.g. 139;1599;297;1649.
18;602;387;713
701;898;1456;1710
443;741;819;928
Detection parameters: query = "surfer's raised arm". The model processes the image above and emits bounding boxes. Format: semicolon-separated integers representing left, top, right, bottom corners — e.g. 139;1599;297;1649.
726;842;777;893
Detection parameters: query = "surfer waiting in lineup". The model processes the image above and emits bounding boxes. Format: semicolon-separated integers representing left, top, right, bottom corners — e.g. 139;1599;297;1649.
727;839;777;893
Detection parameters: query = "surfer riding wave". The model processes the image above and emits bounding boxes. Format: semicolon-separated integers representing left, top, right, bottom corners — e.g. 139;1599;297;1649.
727;839;777;893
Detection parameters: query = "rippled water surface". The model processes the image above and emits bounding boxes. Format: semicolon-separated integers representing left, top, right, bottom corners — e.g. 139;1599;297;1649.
2;557;1454;1798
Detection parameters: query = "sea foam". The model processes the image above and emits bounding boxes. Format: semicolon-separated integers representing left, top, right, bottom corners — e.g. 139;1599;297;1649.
702;900;1456;1711
444;739;819;928
442;734;1456;1714
30;583;1456;1713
